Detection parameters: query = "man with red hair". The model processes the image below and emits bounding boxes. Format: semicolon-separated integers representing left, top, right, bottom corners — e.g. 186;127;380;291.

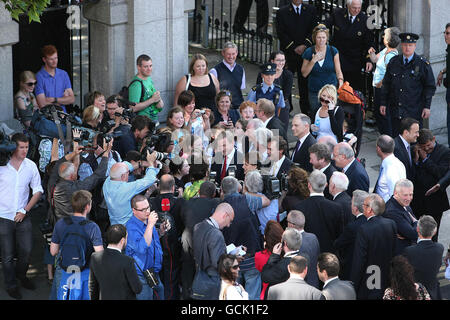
35;45;75;112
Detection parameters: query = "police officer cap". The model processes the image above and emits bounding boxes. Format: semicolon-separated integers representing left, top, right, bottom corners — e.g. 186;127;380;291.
261;63;277;75
399;33;419;43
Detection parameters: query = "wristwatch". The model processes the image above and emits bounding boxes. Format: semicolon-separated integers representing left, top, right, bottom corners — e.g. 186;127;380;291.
18;208;27;215
53;97;58;104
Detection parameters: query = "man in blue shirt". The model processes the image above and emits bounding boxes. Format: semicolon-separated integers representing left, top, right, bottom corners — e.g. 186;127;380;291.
126;194;170;300
103;150;159;226
35;45;75;112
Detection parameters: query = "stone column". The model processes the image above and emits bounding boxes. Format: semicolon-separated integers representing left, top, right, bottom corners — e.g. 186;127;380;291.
0;4;19;122
392;0;448;132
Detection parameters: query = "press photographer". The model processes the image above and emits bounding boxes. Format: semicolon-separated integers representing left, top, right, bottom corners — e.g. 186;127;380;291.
114;115;153;159
99;94;132;134
149;174;185;300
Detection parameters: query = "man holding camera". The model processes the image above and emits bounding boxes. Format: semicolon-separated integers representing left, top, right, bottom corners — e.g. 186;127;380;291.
149;174;185;300
0;133;43;299
102;150;159;226
126;194;170;300
114;115;153;159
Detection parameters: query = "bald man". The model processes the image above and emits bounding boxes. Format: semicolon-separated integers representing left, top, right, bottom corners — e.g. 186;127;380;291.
103;151;159;226
191;203;235;299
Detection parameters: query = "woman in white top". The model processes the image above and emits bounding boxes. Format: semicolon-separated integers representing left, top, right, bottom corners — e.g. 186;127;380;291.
368;27;401;136
218;254;249;300
313;84;344;143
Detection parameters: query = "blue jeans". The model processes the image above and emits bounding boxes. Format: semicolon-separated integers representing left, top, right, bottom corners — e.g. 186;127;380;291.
136;273;165;300
237;267;261;300
49;263;62;300
0;217;33;289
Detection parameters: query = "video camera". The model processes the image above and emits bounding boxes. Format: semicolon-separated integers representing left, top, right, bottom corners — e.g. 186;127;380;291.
261;172;289;200
140;124;173;162
0;129;17;166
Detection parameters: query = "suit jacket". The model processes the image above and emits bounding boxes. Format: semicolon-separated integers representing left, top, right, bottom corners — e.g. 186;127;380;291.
268;277;325;300
393;136;415;182
210;149;245;185
403;240;445;300
412;143;450;217
275;157;293;181
321;277;356;300
383;196;418;255
299;231;320;289
266;116;288;143
291;133;316;172
323;163;338;199
333;191;354;227
351;215;397;300
293;195;344;253
89;248;142;300
333;214;367;281
344;159;370;195
276;3;318;67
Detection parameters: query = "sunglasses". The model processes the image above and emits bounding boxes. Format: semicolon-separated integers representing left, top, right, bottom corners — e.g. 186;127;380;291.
26;81;37;86
320;97;331;104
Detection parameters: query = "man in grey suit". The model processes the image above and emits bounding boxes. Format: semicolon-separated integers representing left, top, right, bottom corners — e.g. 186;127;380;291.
287;210;320;288
267;256;324;300
317;252;356;300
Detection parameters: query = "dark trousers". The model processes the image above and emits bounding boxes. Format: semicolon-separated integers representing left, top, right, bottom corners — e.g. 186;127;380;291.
160;237;181;300
343;70;364;92
0;217;33;289
286;53;310;116
180;248;196;300
373;87;392;136
233;0;269;33
446;87;450;146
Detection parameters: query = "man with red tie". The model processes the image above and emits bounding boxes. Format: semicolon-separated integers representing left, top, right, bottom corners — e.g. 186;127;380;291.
210;132;245;185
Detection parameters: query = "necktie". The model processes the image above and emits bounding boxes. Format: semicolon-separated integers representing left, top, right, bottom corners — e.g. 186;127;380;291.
374;165;383;193
406;144;412;166
221;155;227;180
404;58;408;65
349;16;353;23
296;7;300;15
271;161;279;176
292;140;301;161
267;86;271;94
404;207;417;223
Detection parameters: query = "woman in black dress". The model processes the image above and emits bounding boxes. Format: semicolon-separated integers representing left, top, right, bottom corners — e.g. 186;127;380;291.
256;51;293;131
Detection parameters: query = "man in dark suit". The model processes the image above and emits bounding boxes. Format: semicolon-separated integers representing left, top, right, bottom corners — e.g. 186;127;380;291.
210;133;245;185
309;143;337;199
255;98;288;143
317;252;356;300
293;170;344;253
333;142;370;195
291;113;316;172
180;182;219;300
351;194;397;300
411;129;450;234
329;172;354;227
394;118;419;182
89;224;142;300
287;210;320;288
333;190;369;281
325;0;375;92
267;136;292;179
261;228;303;299
276;0;318;115
383;179;418;255
403;215;445;300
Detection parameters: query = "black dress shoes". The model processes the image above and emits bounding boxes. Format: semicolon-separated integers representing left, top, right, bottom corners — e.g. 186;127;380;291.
7;287;22;300
20;277;36;290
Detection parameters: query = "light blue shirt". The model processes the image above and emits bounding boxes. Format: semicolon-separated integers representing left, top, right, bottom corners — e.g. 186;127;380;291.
102;161;159;225
373;48;398;86
403;54;414;64
78;151;122;181
255;194;278;235
247;82;285;109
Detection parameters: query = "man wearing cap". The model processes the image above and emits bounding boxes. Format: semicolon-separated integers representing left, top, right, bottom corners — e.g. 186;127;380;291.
247;63;286;121
380;33;436;137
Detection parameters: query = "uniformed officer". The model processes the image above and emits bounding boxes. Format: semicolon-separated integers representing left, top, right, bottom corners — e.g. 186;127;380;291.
247;63;285;120
380;33;437;137
325;0;375;92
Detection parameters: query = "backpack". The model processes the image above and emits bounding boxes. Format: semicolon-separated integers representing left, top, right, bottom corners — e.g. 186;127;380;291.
118;79;145;102
58;217;94;272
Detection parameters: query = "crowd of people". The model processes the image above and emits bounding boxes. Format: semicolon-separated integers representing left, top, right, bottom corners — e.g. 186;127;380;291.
1;0;450;301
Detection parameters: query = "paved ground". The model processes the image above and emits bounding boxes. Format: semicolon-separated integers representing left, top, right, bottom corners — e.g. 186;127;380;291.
0;44;448;300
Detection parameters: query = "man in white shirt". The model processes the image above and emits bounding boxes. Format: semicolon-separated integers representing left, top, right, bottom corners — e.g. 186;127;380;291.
374;135;406;202
0;133;43;299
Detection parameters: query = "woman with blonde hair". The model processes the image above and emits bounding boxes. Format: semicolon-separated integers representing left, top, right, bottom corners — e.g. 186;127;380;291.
82;105;102;130
312;84;345;142
14;71;38;128
174;53;220;111
301;24;344;114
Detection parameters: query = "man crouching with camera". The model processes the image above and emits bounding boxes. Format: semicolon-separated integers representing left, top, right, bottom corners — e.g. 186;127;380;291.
126;194;170;300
